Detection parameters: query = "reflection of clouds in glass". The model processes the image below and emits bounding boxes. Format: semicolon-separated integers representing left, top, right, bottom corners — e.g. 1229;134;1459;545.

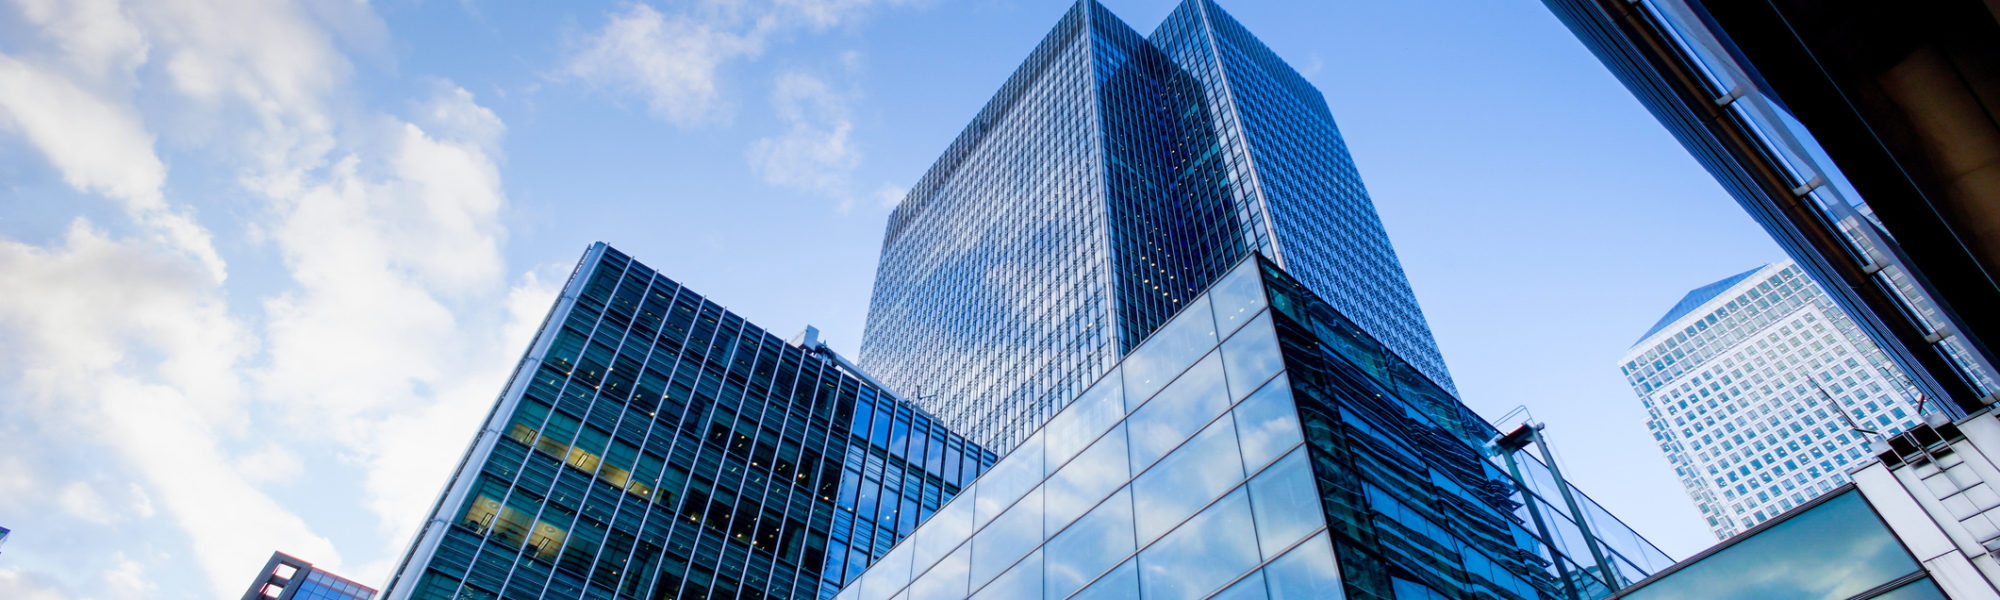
1045;426;1130;531
1624;490;1918;600
1127;353;1229;469
1134;416;1245;543
1140;489;1261;600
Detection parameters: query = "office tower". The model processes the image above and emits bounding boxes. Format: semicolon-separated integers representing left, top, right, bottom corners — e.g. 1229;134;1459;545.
1539;0;2000;416
381;244;994;600
1603;412;2000;599
838;255;1672;600
0;525;8;555
240;552;377;600
1623;260;1937;539
859;0;1451;452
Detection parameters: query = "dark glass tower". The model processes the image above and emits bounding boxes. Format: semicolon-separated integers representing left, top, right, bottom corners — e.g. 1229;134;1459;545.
859;0;1452;453
836;255;1672;600
381;244;993;600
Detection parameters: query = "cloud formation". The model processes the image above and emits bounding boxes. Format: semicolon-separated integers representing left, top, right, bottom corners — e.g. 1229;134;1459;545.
0;0;543;597
748;72;862;207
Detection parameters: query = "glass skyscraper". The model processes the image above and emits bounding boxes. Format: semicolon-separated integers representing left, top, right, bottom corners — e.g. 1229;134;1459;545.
380;244;994;600
859;0;1452;453
1622;260;1935;539
839;255;1670;600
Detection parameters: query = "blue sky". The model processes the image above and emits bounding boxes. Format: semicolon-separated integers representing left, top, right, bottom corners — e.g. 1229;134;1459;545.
0;0;1783;597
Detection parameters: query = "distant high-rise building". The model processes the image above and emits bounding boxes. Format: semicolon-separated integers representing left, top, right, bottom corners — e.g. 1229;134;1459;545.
239;552;376;600
859;0;1451;452
1540;0;2000;416
838;253;1670;600
381;244;992;600
1622;260;1936;538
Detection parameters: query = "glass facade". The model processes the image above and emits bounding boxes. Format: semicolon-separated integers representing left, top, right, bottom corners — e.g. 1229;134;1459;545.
1621;260;1937;538
240;552;377;600
1608;488;1945;600
859;0;1453;455
840;257;1669;600
382;244;995;600
293;571;380;600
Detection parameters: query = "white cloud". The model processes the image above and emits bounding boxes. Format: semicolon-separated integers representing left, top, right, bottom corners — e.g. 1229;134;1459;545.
0;221;332;596
875;182;907;209
565;3;766;127
747;71;862;207
100;554;157;599
57;482;117;526
0;54;223;282
7;0;150;78
233;443;306;486
563;0;913;127
0;568;75;600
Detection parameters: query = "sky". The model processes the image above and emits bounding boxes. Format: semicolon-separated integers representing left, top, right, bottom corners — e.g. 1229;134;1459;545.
0;0;1787;598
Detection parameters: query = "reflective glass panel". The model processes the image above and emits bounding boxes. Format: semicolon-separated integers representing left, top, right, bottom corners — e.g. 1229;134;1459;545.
914;491;974;573
862;542;915;600
977;430;1045;526
1211;571;1270;600
1045;489;1136;600
1045;424;1130;532
1248;449;1322;557
1138;488;1260;600
1071;560;1139;600
1123;296;1218;402
1264;533;1342;600
973;549;1042;600
1208;259;1267;337
1127;352;1230;470
1231;374;1302;471
1134;415;1245;543
1047;370;1125;468
971;486;1045;589
1873;579;1948;600
908;542;970;600
1620;489;1918;600
1220;313;1282;401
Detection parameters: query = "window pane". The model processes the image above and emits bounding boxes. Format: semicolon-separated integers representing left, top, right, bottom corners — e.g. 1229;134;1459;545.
1045;489;1136;600
1619;489;1919;600
973;549;1042;600
1231;374;1302;471
1871;578;1948;600
1123;296;1217;402
1249;449;1322;558
1134;415;1245;543
914;489;974;574
1045;424;1130;532
1047;370;1125;468
1139;489;1260;600
1211;570;1269;600
1220;313;1282;401
1071;560;1139;600
1208;258;1267;337
1128;353;1230;470
977;430;1045;526
908;543;970;600
1264;533;1341;600
971;486;1045;589
861;541;915;600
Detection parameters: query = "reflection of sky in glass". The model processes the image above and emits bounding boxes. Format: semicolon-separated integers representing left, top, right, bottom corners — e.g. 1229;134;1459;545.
1622;489;1918;600
1871;578;1948;600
